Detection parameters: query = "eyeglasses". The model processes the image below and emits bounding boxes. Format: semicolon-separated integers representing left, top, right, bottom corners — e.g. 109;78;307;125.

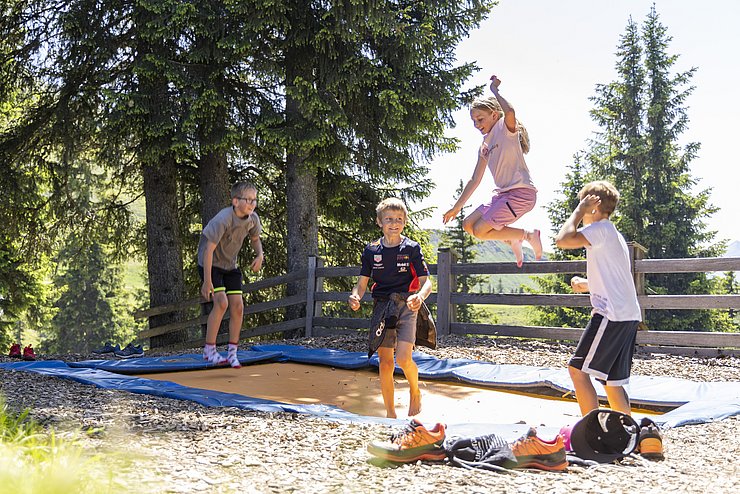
236;197;257;204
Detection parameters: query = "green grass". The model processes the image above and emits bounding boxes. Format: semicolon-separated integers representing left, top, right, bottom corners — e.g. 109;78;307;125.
476;304;534;326
0;398;143;494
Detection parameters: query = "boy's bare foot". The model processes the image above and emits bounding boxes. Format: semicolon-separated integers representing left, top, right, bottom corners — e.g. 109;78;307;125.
386;410;397;419
527;229;543;260
408;391;422;416
506;239;524;268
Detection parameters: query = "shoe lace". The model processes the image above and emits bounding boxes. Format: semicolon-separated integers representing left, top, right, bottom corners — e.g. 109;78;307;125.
391;423;424;448
510;429;539;454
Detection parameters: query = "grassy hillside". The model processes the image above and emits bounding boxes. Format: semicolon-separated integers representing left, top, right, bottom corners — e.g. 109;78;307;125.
427;229;543;294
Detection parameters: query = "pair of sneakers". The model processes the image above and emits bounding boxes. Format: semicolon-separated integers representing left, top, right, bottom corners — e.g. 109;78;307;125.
368;421;567;472
203;344;241;368
8;343;36;361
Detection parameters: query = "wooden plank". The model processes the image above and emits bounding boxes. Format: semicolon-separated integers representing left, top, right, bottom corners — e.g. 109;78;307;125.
219;318;305;343
451;293;592;307
313;316;369;329
316;264;439;278
450;323;585;340
448;323;740;348
436;249;453;336
139;313;228;339
636;330;740;348
312;327;364;337
316;292;373;303
315;291;438;305
636;346;739;358
243;270;305;292
305;256;318;337
316;266;362;278
452;260;586;275
139;295;304;339
634;257;740;274
244;294;305;314
638;294;740;309
185;319;307;347
134;297;201;319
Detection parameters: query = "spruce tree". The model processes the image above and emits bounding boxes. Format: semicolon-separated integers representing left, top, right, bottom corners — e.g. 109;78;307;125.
440;181;485;323
544;6;733;332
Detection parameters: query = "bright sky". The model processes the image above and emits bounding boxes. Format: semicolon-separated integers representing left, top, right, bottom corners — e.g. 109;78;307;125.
417;0;740;250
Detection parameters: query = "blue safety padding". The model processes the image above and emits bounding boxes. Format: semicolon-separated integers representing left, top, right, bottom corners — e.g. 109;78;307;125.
3;345;739;429
0;360;398;426
251;344;370;368
68;350;283;374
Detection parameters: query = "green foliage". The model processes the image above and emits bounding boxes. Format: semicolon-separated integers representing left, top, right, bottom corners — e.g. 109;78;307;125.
0;397;142;493
438;180;486;323
45;234;139;354
540;7;735;332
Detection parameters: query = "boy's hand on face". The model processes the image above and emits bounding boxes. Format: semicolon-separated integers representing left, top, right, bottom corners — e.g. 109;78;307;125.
348;293;361;311
576;194;601;215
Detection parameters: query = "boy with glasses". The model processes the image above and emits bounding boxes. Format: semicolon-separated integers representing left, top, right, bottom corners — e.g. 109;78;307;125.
197;182;264;367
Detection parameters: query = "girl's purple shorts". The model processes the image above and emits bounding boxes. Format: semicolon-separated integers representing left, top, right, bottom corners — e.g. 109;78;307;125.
474;187;537;230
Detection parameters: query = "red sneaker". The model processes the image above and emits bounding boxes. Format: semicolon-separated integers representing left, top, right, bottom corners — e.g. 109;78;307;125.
22;345;36;361
9;343;22;358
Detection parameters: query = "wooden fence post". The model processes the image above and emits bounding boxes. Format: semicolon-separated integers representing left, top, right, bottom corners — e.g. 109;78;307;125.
436;248;453;335
305;256;319;337
628;241;648;324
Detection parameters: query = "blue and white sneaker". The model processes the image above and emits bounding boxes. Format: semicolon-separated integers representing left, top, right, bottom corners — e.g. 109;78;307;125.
92;342;120;355
114;343;145;359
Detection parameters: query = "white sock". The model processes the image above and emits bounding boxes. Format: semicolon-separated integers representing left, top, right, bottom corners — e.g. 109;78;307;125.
204;344;226;365
227;343;241;368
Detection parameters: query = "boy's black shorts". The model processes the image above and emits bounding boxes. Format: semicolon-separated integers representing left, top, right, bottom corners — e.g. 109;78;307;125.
197;265;243;295
569;313;638;386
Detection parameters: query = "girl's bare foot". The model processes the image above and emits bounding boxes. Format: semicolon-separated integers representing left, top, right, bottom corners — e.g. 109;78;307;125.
506;239;524;268
526;229;543;260
408;391;422;416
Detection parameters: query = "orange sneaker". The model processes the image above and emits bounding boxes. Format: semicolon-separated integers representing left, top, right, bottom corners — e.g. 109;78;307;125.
637;418;664;461
367;419;446;463
510;428;567;471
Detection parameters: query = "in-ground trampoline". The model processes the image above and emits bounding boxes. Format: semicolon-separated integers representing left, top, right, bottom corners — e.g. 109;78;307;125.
3;344;739;439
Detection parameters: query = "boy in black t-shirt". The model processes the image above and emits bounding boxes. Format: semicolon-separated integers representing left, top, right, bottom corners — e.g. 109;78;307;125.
349;198;432;418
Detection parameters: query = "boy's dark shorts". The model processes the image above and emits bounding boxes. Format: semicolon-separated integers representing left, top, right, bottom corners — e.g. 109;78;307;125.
569;313;638;386
197;265;243;295
380;304;418;349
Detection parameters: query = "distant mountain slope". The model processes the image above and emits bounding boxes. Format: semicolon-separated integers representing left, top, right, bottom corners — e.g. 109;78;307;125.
427;229;545;293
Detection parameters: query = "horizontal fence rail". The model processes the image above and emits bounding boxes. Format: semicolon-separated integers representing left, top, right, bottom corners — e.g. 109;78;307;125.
137;244;740;356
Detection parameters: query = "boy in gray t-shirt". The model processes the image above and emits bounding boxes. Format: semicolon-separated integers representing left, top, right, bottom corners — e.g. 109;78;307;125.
197;182;264;367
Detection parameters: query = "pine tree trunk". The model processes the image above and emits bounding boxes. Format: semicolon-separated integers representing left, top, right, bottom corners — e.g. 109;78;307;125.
143;154;186;348
285;147;318;337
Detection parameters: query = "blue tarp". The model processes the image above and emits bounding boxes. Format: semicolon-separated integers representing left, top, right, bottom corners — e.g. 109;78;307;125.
68;350;283;374
3;344;739;430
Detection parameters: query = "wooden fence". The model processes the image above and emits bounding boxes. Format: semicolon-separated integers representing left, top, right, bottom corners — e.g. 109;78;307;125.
136;244;740;356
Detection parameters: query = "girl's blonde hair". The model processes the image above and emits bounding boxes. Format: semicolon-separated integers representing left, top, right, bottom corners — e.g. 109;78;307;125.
471;96;530;154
